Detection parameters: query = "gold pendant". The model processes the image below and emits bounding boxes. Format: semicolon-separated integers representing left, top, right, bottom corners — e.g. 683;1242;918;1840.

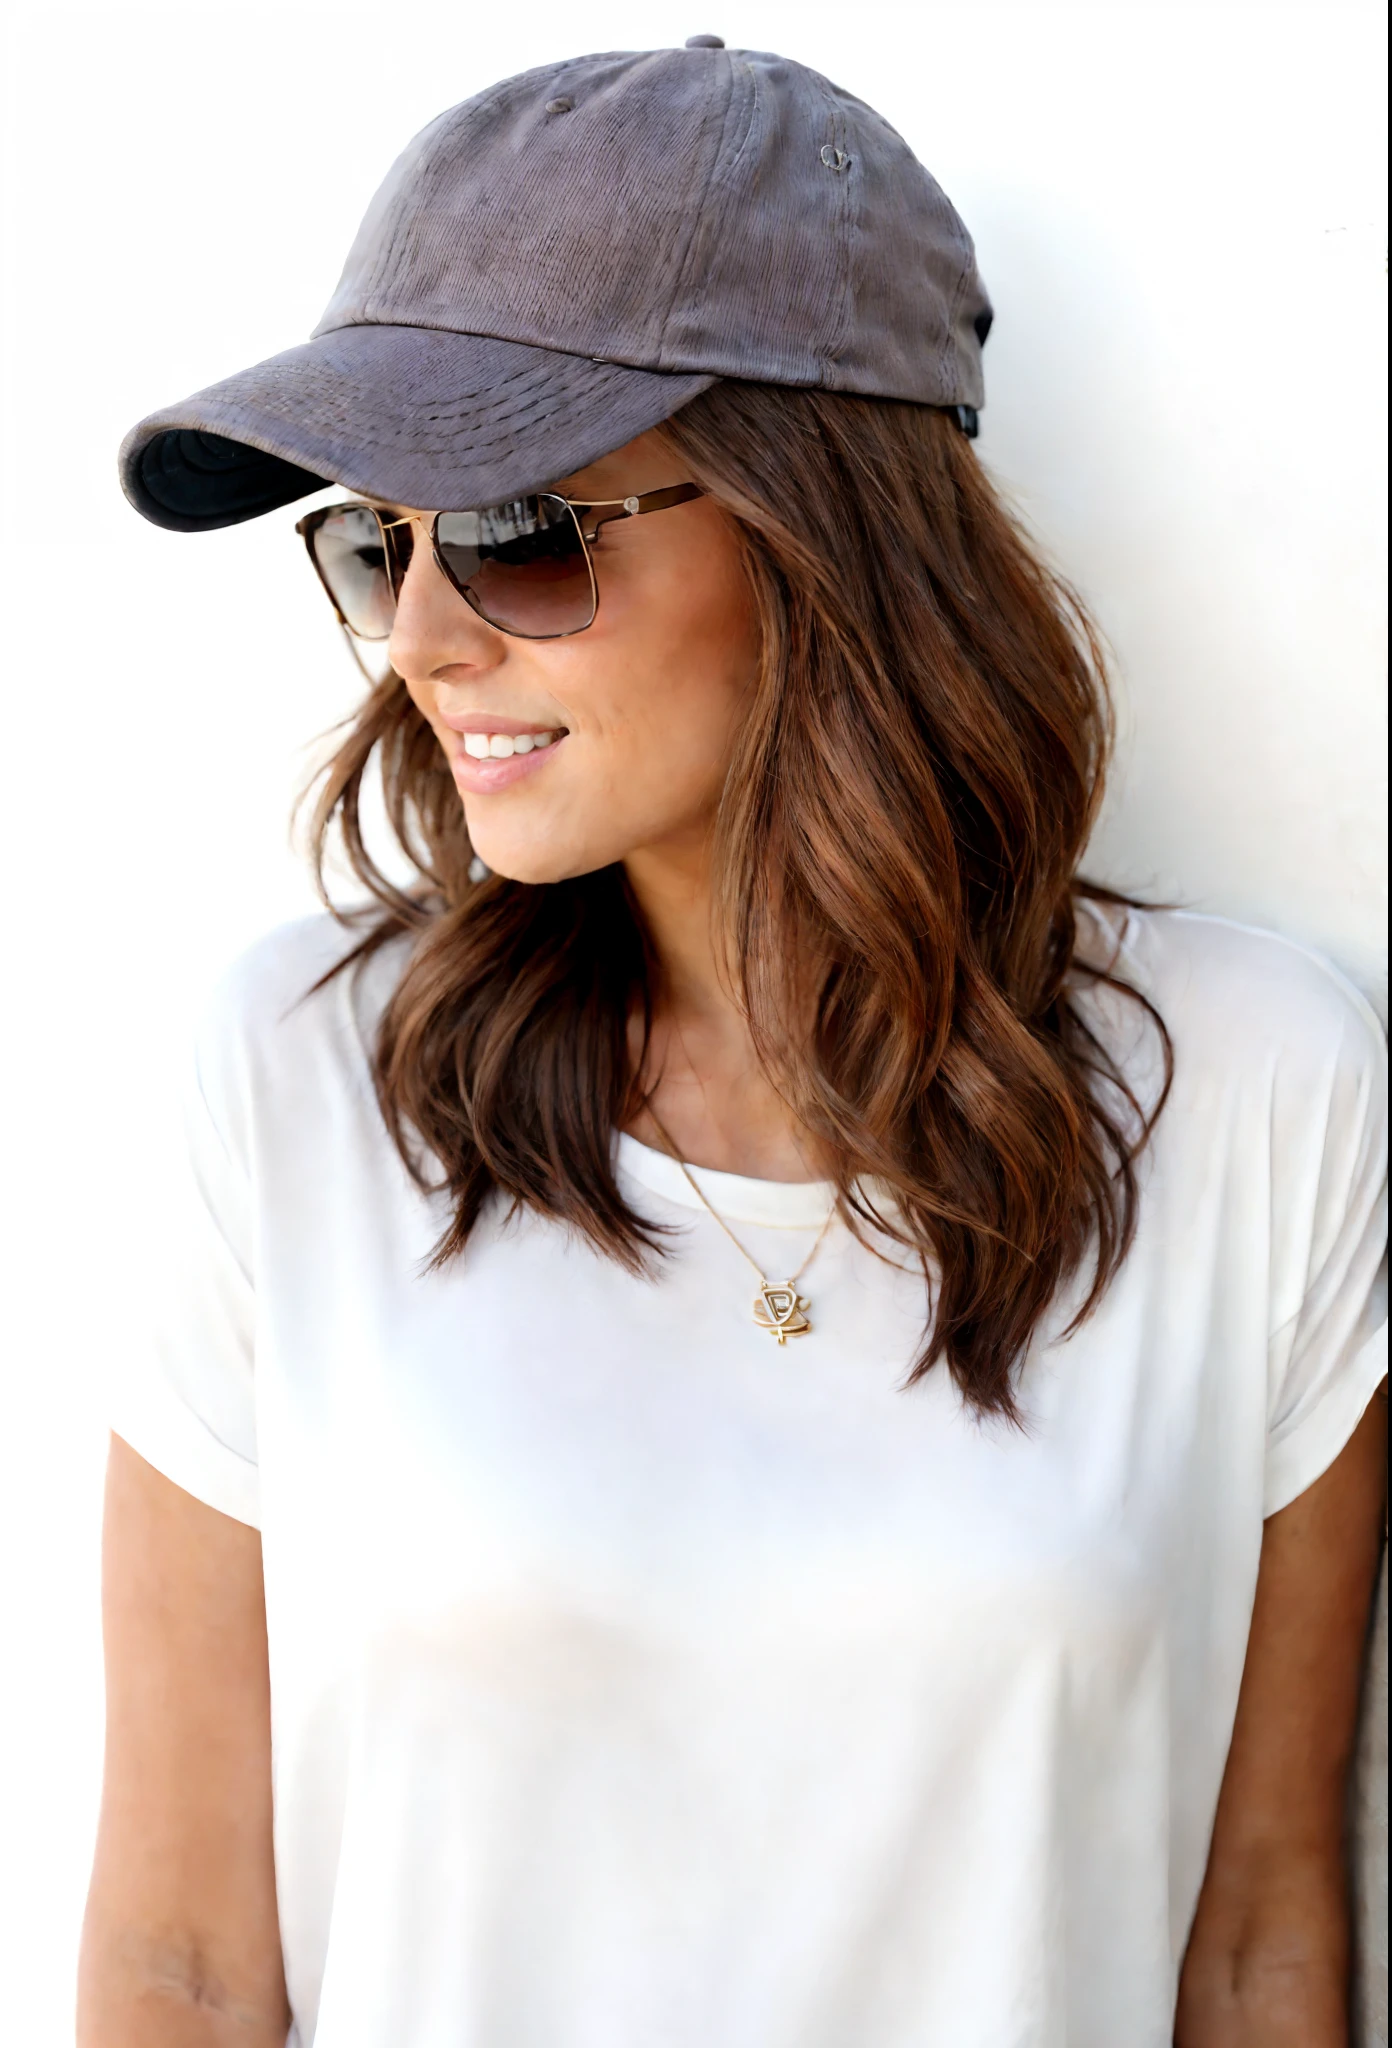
753;1281;812;1343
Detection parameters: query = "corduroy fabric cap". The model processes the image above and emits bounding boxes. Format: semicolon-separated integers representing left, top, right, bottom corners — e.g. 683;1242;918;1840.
120;37;992;532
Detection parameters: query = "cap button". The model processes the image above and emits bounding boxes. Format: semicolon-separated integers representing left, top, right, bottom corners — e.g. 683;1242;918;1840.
684;34;725;48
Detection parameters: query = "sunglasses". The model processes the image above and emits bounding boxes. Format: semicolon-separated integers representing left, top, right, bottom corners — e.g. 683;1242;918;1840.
296;483;704;653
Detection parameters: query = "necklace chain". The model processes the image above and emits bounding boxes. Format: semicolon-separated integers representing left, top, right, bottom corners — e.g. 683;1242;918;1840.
642;1106;835;1340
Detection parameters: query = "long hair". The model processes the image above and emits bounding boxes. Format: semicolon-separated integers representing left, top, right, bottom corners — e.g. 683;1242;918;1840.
306;383;1170;1419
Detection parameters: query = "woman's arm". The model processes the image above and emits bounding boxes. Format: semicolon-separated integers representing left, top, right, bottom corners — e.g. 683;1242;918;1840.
78;1436;289;2047
1176;1382;1387;2047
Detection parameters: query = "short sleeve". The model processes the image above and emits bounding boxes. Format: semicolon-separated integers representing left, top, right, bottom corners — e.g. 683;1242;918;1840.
107;1049;260;1527
1264;987;1388;1517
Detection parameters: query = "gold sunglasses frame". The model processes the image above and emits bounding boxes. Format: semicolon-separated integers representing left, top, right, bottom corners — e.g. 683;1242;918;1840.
296;483;703;667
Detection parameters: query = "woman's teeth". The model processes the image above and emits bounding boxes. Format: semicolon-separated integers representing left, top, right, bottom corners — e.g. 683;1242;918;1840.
461;729;563;760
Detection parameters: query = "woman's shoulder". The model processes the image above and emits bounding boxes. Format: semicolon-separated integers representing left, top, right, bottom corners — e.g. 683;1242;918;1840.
190;910;414;1136
1078;898;1386;1109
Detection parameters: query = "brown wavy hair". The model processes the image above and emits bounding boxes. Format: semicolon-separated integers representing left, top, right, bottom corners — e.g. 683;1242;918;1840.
306;382;1170;1420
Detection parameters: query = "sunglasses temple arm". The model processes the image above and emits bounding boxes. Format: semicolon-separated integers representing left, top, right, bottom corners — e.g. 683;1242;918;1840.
581;482;702;540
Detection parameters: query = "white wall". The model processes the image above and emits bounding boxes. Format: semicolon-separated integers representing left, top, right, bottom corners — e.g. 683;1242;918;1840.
0;1;1384;2033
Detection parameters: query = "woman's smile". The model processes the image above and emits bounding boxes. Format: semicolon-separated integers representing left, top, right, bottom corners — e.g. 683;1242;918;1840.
436;711;571;792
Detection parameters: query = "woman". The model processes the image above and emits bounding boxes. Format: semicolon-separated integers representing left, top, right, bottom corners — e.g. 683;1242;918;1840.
81;37;1385;2048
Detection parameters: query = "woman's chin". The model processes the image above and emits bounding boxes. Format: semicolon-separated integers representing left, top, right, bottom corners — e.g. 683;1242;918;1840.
469;840;617;887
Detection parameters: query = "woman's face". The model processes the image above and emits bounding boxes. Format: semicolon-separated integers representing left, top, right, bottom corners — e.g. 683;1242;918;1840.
388;429;759;884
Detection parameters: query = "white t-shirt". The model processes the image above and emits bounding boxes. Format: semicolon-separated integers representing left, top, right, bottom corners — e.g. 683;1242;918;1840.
110;905;1388;2048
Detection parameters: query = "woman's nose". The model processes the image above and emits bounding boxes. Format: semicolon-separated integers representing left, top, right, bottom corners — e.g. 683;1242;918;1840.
387;523;506;680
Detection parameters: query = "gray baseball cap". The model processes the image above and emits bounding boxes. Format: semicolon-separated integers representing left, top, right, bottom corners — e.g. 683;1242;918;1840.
120;36;992;533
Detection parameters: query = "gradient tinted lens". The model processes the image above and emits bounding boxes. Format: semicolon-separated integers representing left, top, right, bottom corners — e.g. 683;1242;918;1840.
309;504;396;640
434;494;595;637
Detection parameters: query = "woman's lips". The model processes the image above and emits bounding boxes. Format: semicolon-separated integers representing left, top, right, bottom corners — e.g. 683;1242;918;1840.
449;730;568;793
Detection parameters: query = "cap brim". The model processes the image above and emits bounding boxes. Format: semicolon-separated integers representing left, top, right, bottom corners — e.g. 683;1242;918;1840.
119;325;717;532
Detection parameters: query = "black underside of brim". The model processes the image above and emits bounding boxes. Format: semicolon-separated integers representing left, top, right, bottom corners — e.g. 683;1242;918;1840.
136;429;330;532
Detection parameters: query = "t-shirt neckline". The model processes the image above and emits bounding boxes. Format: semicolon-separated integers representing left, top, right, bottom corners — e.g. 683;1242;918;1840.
615;1132;837;1229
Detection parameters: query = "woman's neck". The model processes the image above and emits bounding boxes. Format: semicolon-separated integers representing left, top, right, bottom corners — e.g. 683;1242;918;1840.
623;838;821;1183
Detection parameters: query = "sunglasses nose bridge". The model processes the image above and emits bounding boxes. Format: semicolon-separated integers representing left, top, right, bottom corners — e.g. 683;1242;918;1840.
375;510;422;600
383;521;507;662
378;511;493;633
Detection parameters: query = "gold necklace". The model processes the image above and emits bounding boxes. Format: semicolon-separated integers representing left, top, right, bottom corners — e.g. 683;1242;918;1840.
643;1106;835;1344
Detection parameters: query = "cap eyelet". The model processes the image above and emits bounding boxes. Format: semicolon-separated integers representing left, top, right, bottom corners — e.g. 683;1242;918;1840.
820;144;850;172
544;96;574;115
